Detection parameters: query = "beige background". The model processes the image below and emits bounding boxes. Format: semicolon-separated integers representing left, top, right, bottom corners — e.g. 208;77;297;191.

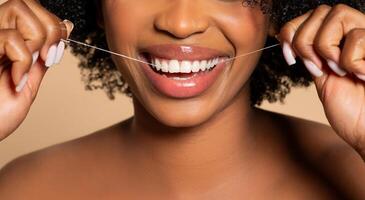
0;0;329;167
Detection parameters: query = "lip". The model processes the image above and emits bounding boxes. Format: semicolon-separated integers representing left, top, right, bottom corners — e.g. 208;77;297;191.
138;44;231;99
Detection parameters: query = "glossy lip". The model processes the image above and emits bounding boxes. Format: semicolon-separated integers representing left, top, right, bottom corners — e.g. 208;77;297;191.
138;44;232;99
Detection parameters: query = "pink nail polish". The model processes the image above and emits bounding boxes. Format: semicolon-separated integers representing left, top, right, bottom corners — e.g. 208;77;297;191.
16;73;29;93
45;44;57;67
327;59;346;77
282;42;296;66
303;59;323;77
355;73;365;81
54;41;65;64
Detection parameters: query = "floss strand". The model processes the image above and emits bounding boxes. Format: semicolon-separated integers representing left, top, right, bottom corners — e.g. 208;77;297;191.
61;38;280;67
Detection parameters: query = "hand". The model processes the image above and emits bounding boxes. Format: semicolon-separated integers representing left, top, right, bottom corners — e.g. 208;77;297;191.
0;0;73;141
279;4;365;155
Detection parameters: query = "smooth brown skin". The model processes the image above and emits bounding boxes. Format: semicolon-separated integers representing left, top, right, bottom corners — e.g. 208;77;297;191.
0;0;365;199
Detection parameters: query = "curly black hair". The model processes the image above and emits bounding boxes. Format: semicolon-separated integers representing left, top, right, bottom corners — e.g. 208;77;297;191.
39;0;364;105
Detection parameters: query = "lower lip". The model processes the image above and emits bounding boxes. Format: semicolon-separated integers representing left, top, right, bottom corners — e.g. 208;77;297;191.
139;58;227;98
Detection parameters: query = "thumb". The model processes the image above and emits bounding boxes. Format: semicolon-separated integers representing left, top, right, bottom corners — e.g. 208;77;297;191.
62;19;74;39
313;73;328;101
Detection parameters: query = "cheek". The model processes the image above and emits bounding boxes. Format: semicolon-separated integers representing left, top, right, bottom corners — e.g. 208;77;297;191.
101;1;155;93
102;3;140;49
203;3;270;59
217;7;268;55
214;7;270;93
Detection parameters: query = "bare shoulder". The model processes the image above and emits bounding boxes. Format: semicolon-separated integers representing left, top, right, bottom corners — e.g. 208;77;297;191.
0;118;132;199
256;108;353;157
272;110;356;161
261;109;365;199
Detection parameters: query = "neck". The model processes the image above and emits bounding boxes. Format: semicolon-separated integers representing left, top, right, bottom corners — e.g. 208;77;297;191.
125;88;272;196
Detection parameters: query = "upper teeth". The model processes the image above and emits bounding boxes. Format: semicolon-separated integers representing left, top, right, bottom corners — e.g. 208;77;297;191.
151;57;222;73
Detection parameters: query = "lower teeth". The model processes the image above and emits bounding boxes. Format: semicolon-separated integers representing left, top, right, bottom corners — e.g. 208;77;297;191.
172;77;191;81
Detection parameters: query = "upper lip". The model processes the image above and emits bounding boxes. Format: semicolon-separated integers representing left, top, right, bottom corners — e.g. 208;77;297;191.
141;44;231;61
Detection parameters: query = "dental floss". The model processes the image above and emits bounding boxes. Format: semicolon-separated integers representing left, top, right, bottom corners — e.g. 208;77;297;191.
61;38;280;67
61;38;153;66
224;43;281;62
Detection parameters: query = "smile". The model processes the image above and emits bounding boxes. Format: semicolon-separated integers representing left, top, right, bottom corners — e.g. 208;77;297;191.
139;44;231;98
150;57;222;74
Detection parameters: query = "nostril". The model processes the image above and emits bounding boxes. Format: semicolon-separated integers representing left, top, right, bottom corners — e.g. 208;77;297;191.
154;23;203;39
153;4;209;39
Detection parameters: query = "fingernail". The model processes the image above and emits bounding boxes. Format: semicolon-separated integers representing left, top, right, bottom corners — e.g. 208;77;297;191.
16;73;29;93
63;19;74;39
355;73;365;81
63;19;74;31
32;51;40;66
54;41;65;64
303;59;323;77
45;44;58;67
282;42;296;66
327;59;347;77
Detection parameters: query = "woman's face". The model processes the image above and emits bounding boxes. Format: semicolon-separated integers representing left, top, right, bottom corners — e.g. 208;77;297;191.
101;0;271;127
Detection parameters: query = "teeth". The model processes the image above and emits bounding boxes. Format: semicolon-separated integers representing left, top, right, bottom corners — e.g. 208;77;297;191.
207;60;213;70
180;61;192;73
192;61;200;73
155;59;161;71
200;60;207;71
209;60;213;69
161;60;169;72
169;60;180;73
150;57;223;73
213;59;218;68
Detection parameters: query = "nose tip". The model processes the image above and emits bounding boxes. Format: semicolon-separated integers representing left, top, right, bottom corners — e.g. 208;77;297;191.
155;19;208;39
154;3;209;39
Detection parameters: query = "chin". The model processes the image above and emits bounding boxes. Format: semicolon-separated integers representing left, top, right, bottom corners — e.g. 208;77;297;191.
152;106;214;128
134;91;222;128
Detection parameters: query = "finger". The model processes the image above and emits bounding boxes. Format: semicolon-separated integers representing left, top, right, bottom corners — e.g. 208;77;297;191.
278;9;313;66
1;0;47;90
22;0;69;67
292;4;332;77
22;20;73;97
0;29;33;88
23;24;69;97
26;56;47;100
314;4;365;75
53;21;67;65
15;3;73;95
4;0;46;52
53;20;74;65
340;28;365;81
24;21;70;98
